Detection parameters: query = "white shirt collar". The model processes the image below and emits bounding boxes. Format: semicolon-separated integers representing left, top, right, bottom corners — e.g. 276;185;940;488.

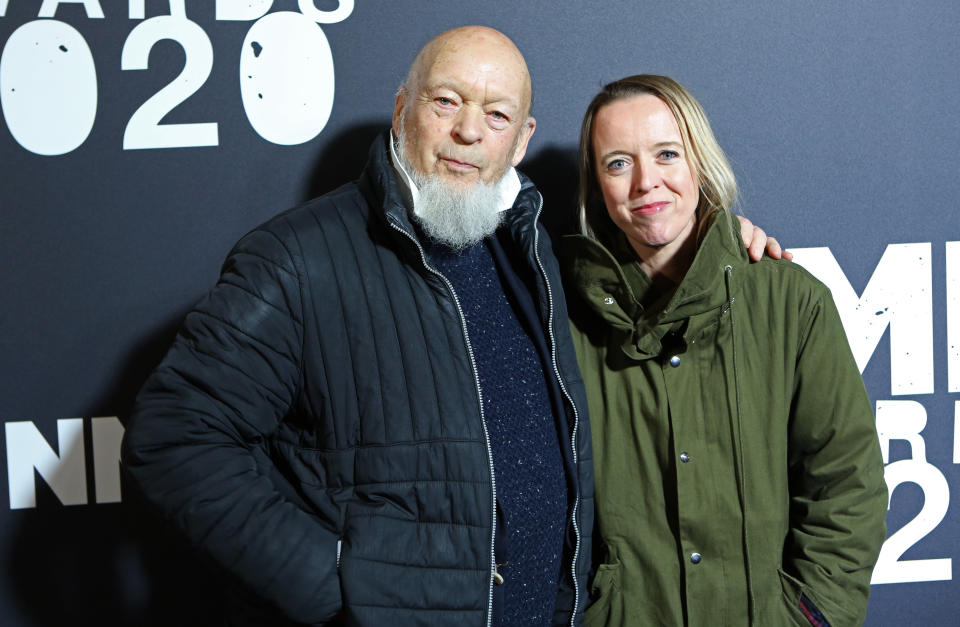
389;131;522;216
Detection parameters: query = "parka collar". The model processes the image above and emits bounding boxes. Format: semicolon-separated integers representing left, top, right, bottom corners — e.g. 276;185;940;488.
562;211;748;359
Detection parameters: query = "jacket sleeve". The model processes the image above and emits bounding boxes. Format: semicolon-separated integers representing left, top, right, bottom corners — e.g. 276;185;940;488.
784;286;888;627
121;227;341;624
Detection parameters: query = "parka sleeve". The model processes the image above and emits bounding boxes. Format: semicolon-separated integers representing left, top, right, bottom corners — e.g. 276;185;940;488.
121;226;342;624
784;287;888;627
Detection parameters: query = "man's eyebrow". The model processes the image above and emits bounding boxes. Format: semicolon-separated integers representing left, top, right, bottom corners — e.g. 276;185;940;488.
427;81;521;110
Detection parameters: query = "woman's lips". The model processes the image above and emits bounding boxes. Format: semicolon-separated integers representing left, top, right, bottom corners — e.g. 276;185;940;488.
631;201;670;215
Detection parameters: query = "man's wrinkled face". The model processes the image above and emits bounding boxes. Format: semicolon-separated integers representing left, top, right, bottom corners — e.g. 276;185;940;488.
393;33;534;188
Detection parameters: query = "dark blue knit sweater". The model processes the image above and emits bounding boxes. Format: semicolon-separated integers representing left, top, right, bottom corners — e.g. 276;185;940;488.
425;236;567;627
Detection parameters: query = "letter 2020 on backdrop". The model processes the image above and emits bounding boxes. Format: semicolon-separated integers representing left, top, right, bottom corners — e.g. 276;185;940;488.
1;1;957;624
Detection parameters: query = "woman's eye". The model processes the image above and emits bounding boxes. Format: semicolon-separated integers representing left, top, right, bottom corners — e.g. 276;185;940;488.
607;158;627;171
659;150;680;160
436;97;454;106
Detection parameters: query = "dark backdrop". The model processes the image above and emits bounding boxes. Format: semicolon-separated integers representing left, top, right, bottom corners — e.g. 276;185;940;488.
2;1;957;624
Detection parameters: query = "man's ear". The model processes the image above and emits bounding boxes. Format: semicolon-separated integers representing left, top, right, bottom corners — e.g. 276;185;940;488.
392;89;407;136
510;116;537;167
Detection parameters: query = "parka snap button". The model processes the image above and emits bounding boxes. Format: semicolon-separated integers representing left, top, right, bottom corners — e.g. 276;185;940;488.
690;552;702;564
680;452;691;463
603;296;615;305
669;355;681;367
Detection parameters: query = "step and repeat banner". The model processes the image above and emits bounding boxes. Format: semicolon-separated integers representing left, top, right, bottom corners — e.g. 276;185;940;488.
1;1;957;624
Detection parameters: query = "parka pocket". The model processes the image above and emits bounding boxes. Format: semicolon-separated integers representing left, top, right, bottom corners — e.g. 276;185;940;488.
777;569;815;626
585;547;622;627
777;568;855;627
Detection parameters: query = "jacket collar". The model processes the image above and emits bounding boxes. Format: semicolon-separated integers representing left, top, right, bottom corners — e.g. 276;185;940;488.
562;211;747;358
359;131;417;236
360;130;541;249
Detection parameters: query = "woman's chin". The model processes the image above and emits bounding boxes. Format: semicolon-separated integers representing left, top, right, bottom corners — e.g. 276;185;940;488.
626;231;675;253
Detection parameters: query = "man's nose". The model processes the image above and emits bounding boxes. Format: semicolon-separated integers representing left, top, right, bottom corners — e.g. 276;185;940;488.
452;106;484;144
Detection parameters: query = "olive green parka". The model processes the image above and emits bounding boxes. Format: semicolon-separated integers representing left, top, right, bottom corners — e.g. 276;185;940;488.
562;212;887;627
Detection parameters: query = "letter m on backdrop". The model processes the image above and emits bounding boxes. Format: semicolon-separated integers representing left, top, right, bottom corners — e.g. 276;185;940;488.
791;243;933;396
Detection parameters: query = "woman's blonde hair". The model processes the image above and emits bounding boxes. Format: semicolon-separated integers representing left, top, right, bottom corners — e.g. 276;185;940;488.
577;74;738;239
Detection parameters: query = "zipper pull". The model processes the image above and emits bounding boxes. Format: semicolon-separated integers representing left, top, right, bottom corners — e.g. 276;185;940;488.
493;561;508;585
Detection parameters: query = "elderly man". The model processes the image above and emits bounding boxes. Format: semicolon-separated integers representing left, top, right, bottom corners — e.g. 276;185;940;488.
122;26;779;626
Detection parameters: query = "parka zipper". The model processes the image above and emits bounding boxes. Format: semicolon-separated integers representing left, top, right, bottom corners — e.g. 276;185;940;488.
387;220;499;627
529;192;583;626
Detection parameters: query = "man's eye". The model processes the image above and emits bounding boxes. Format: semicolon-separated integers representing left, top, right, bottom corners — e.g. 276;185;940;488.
490;111;507;120
436;97;454;106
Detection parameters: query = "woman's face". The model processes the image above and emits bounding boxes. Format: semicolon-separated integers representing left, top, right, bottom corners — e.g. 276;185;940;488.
592;94;700;258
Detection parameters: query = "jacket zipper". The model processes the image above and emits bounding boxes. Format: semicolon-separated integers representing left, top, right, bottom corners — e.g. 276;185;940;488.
530;193;582;626
387;220;499;627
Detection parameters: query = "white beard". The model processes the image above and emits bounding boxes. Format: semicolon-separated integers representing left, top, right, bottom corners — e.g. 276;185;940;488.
396;131;505;251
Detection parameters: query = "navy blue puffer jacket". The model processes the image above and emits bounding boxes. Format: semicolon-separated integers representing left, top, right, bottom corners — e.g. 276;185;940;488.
122;133;593;626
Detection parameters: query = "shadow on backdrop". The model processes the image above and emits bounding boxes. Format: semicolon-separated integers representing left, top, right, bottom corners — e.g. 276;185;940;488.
6;310;230;626
300;121;390;203
516;144;580;239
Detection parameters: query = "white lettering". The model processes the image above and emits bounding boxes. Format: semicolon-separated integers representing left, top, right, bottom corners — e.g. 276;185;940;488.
5;419;87;509
876;399;927;464
298;0;353;24
216;0;272;20
1;0;9;18
38;0;103;18
91;417;123;504
240;11;334;145
791;244;933;395
121;16;218;149
873;458;952;584
872;401;952;584
128;0;184;19
948;241;959;393
0;20;98;156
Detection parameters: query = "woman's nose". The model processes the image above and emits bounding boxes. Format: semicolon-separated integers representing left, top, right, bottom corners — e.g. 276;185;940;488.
633;162;658;193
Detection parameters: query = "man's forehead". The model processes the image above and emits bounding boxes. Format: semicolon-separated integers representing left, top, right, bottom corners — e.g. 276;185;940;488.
404;27;532;114
421;53;527;105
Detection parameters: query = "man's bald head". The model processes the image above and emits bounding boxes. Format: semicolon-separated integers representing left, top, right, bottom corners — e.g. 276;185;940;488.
403;26;533;118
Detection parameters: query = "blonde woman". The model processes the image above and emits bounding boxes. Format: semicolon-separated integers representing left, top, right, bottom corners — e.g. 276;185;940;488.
562;75;887;626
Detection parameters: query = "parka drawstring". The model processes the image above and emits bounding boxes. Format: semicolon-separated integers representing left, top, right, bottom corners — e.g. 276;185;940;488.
724;263;756;624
